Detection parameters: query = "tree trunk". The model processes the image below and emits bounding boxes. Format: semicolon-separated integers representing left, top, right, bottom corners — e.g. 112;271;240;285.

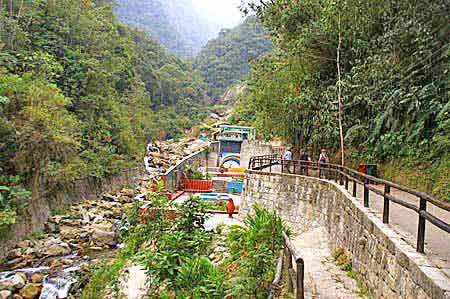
337;13;345;166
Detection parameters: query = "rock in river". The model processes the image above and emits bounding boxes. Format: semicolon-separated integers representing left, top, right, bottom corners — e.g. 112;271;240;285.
42;239;71;257
19;283;41;299
0;274;26;291
0;290;12;299
91;224;116;246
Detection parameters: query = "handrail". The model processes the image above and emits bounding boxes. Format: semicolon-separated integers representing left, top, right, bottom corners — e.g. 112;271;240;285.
282;231;304;299
268;250;284;299
249;155;450;254
162;147;209;191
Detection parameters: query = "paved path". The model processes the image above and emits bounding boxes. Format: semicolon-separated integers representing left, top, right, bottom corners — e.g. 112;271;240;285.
350;182;450;275
292;220;367;299
270;165;450;278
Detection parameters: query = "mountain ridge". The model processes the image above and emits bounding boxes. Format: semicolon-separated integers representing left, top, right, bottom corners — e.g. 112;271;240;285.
114;0;218;57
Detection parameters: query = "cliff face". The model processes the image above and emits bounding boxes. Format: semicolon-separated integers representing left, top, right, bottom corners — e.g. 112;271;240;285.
114;0;215;57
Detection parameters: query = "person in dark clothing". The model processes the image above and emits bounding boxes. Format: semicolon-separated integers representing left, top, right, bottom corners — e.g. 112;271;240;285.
299;149;311;175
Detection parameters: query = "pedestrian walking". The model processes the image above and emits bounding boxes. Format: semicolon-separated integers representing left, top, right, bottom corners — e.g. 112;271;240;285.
299;148;311;175
282;148;293;173
318;149;329;178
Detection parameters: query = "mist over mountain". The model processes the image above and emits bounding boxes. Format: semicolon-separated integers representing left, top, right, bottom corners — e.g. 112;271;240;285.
114;0;242;57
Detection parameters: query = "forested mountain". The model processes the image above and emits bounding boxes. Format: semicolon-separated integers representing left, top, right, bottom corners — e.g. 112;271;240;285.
234;1;450;200
194;17;273;99
0;0;208;229
114;0;215;57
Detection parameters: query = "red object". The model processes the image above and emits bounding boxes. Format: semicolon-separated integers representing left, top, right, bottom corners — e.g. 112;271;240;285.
214;172;245;178
226;198;236;218
180;179;213;192
357;164;366;173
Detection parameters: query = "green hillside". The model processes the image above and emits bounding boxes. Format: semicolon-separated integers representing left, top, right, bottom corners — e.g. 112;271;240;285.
0;0;207;229
194;17;273;99
114;0;215;57
234;0;450;201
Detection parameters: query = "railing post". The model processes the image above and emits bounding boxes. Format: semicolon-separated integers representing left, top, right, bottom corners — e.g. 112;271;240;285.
339;167;344;185
330;166;337;182
352;179;357;197
364;177;369;208
285;247;293;292
345;172;349;190
417;197;427;253
383;184;390;224
296;258;304;299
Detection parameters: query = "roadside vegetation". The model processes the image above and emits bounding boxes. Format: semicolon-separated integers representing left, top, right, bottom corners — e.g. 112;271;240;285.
81;193;287;298
0;0;212;230
334;248;369;298
234;0;449;201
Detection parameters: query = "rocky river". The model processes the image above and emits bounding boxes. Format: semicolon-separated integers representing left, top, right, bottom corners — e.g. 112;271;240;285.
0;137;211;299
0;184;147;299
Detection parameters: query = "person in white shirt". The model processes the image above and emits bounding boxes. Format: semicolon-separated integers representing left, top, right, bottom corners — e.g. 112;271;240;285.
282;148;293;173
283;148;293;161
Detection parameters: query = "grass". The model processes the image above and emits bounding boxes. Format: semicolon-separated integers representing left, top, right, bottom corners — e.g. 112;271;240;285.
80;257;126;299
380;159;450;202
334;248;370;298
25;229;46;240
51;207;67;215
80;229;144;299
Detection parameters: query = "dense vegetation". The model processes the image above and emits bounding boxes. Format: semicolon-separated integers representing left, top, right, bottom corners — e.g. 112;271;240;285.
81;193;286;298
194;17;273;99
0;0;208;229
233;0;450;200
115;0;216;57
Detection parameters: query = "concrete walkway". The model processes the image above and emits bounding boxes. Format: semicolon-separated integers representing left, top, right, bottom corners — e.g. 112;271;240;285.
270;165;450;279
292;220;368;299
351;182;450;276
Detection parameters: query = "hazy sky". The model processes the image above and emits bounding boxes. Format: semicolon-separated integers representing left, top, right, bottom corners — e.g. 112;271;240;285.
191;0;244;30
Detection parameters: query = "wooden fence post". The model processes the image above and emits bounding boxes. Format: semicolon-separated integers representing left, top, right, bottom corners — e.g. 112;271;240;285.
417;197;427;253
364;177;369;208
296;258;304;299
383;184;390;224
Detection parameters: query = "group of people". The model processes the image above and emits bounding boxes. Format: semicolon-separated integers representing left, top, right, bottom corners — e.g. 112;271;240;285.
282;148;329;177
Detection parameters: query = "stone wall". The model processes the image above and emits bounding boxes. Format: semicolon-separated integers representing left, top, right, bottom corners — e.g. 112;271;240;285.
242;170;450;299
0;168;142;260
240;140;283;169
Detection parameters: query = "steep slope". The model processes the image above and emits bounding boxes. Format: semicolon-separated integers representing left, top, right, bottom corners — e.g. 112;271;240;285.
114;0;215;57
194;17;273;99
0;0;207;235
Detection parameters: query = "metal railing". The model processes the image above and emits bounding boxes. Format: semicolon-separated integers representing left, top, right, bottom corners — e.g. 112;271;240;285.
249;155;450;254
162;147;209;191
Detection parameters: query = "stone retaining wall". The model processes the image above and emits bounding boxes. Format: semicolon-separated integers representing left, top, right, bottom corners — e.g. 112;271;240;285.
240;140;282;169
242;170;450;299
